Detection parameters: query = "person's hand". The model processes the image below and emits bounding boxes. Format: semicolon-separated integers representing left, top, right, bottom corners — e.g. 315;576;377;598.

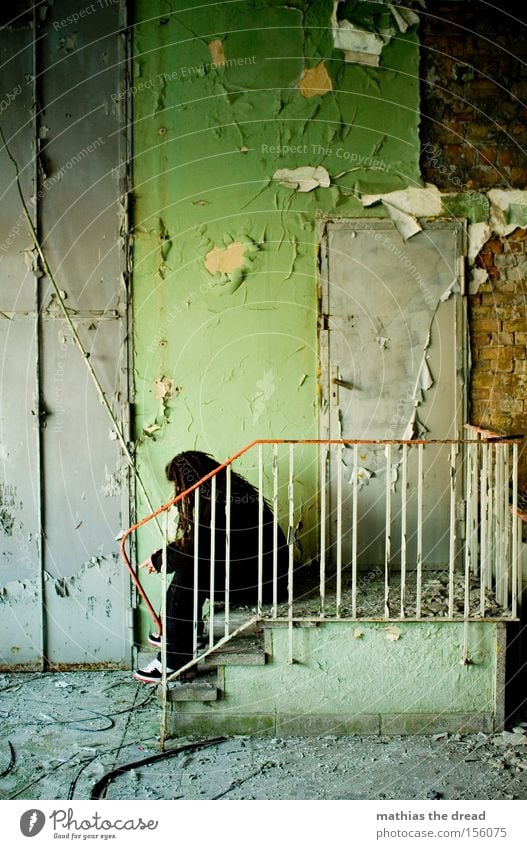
139;556;157;574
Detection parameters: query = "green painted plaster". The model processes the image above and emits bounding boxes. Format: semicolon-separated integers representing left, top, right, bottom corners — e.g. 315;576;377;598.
441;193;489;224
168;621;502;736
132;1;421;633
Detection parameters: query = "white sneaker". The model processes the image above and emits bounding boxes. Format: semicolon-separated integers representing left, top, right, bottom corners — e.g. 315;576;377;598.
133;656;175;684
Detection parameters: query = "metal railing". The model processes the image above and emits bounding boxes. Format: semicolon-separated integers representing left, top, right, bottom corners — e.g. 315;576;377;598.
120;435;522;674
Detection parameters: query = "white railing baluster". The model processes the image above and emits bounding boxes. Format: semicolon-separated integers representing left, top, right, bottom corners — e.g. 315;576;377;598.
272;444;279;619
258;443;264;617
497;443;506;606
225;465;231;639
336;443;343;618
159;510;169;750
471;440;479;576
463;442;472;663
401;443;408;618
320;444;326;618
416;444;424;618
352;444;358;619
448;444;456;619
480;442;488;618
288;444;294;664
384;444;391;619
488;443;495;598
512;442;519;618
193;488;200;658
209;475;216;649
502;443;510;608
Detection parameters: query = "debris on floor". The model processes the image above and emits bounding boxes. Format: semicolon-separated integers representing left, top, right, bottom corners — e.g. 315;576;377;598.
276;569;508;620
1;671;526;801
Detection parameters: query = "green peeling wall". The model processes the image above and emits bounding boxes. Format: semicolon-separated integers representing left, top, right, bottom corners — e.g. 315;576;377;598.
132;1;421;632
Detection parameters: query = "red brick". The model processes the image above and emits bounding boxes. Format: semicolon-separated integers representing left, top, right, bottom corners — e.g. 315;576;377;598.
471;371;510;389
475;252;494;268
472;387;491;400
485;239;503;254
490;332;515;345
469;80;500;97
471;317;501;333
476;146;497;165
471;333;492;347
481;292;518;305
488;397;524;414
511;167;527;184
503;319;527;332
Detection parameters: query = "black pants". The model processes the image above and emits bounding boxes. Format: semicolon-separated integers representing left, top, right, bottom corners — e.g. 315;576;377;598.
155;531;288;670
165;567;207;670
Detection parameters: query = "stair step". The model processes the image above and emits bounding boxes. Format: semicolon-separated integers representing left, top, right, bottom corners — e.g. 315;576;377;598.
198;634;266;668
162;672;218;702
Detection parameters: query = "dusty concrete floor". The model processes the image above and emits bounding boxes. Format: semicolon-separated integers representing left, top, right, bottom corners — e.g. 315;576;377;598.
1;670;527;801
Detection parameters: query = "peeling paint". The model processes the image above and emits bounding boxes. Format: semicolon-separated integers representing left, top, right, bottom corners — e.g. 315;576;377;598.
299;62;333;98
468;222;491;264
470;267;489;295
208;39;225;67
100;466;122;498
152;376;174;401
0;484;21;537
132;0;422;641
386;625;401;642
250;369;276;425
488;189;527;236
205;242;246;275
362;186;443;218
331;0;418;66
273;166;330;193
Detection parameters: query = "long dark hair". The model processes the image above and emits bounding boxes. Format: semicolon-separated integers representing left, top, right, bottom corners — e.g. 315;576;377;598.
165;451;262;544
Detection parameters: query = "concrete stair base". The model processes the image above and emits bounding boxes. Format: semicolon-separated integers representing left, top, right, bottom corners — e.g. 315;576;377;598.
159;619;507;739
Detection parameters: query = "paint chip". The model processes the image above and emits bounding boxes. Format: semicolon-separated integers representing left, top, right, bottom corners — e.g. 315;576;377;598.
153;377;174;401
349;466;373;490
299;62;333;98
470;267;488;294
353;628;363;640
386;626;401;641
273;166;330;193
204;242;246;275
208;39;225;66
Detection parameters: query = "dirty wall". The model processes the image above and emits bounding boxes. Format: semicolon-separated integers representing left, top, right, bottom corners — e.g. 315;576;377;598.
131;0;422;633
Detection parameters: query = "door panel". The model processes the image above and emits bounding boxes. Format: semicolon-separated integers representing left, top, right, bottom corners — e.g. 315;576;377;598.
0;0;130;669
319;220;466;568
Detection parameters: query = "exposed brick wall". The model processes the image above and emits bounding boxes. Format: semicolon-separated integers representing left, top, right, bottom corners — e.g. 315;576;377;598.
418;2;527;482
419;2;527;189
470;230;527;485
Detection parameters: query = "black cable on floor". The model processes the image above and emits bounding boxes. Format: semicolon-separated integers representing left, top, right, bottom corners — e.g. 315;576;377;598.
89;737;228;800
0;741;15;778
101;682;142;800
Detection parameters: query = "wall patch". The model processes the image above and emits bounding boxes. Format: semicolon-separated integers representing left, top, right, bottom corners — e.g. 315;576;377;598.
299;62;333;98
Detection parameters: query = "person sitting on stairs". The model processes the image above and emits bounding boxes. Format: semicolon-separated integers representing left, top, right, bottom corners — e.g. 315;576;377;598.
134;450;289;683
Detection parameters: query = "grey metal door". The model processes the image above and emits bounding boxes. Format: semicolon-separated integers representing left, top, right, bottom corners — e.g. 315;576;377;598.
319;219;467;568
0;1;131;670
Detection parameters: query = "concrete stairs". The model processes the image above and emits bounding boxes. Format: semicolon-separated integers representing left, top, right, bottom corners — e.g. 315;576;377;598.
155;619;506;738
161;625;268;705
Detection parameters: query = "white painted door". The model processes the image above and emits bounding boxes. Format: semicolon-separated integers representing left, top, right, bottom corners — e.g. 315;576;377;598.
319;219;467;568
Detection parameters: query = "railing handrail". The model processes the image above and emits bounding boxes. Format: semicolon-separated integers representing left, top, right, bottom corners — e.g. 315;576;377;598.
119;434;523;634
